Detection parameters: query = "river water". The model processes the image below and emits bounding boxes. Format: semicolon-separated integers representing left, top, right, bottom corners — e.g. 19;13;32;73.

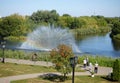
76;33;120;57
1;33;120;58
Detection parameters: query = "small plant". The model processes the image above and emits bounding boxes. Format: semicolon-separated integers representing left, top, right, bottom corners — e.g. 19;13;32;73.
89;70;95;77
91;71;95;75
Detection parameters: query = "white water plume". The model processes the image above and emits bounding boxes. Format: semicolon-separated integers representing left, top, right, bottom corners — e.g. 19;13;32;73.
20;26;80;53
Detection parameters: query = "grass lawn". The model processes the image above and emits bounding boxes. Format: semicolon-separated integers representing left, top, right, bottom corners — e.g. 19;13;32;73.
11;76;118;83
0;62;118;83
0;62;85;77
0;62;56;77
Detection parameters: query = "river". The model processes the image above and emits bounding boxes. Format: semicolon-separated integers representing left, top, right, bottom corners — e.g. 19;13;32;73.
1;33;120;58
76;33;120;57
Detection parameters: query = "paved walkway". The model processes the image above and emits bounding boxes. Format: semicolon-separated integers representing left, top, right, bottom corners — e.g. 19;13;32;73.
5;58;53;67
0;58;112;83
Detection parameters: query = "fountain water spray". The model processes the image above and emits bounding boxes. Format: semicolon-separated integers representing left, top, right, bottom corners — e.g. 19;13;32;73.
20;26;80;53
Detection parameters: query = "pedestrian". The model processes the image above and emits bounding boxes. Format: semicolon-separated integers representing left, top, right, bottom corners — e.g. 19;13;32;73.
83;59;87;68
94;62;98;73
86;57;89;66
31;53;37;61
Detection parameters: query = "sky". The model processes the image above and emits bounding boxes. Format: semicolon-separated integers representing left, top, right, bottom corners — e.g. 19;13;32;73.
0;0;120;17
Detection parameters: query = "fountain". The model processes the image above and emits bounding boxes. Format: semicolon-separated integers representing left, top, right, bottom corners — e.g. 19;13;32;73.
20;26;80;53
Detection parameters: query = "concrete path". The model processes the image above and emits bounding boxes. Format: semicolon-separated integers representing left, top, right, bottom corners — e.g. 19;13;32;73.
5;58;53;67
0;72;60;83
0;58;112;83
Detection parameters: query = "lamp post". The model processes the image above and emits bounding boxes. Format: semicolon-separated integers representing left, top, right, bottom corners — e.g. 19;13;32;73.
70;56;78;83
1;40;6;63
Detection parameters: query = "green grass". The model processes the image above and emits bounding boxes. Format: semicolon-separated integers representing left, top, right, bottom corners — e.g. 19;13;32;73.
0;50;51;61
72;27;111;36
0;62;56;77
0;49;116;67
0;62;84;77
11;76;118;83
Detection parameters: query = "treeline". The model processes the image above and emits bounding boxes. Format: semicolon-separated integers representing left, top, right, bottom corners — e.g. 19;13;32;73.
30;10;109;29
110;20;120;41
0;10;119;40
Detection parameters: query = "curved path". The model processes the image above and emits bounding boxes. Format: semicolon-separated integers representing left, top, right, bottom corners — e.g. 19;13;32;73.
0;58;112;83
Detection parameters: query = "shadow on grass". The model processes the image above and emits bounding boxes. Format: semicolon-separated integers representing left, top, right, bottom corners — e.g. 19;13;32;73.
101;76;119;82
39;73;70;82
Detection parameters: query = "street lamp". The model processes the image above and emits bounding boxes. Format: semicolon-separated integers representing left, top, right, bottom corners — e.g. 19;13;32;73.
1;40;6;63
70;56;78;83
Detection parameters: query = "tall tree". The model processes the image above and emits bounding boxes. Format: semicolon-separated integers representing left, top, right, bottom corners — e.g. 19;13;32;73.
30;10;59;24
111;21;120;35
0;14;28;39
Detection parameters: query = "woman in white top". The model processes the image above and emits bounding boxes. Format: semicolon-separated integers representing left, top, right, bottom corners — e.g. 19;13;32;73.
83;59;87;68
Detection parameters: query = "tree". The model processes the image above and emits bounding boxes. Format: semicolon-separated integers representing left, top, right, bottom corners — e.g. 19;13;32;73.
112;59;120;81
110;21;120;40
57;16;74;29
71;17;81;29
0;14;29;39
111;21;120;35
62;14;71;17
50;44;74;80
30;10;59;25
78;16;98;28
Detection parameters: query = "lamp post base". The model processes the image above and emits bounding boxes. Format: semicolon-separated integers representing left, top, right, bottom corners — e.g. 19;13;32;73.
2;57;5;63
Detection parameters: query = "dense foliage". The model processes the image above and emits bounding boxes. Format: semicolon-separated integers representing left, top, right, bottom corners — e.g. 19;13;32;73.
111;21;120;40
112;59;120;81
50;44;74;79
0;10;119;40
0;14;30;39
30;10;59;25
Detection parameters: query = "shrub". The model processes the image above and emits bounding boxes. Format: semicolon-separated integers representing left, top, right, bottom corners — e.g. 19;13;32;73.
50;44;74;81
112;59;120;81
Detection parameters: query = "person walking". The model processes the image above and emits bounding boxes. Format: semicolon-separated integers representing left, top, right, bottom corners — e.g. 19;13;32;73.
94;62;98;73
86;57;89;66
83;59;87;68
31;53;37;61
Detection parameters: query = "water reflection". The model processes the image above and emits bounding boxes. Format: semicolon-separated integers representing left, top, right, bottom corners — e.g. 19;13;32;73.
0;33;120;57
112;38;120;51
75;33;120;57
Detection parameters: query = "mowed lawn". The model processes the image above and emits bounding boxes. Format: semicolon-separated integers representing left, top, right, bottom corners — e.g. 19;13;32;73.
0;62;56;77
0;62;85;77
11;76;118;83
0;62;118;83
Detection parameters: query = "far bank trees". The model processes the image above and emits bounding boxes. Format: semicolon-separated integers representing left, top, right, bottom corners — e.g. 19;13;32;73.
0;14;29;40
30;10;59;25
111;21;120;40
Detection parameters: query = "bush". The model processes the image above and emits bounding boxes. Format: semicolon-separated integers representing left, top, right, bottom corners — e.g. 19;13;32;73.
112;59;120;81
73;27;111;36
114;34;120;40
50;44;74;80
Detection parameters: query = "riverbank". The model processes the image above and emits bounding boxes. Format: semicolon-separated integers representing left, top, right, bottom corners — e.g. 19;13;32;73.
0;49;117;67
71;27;111;36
